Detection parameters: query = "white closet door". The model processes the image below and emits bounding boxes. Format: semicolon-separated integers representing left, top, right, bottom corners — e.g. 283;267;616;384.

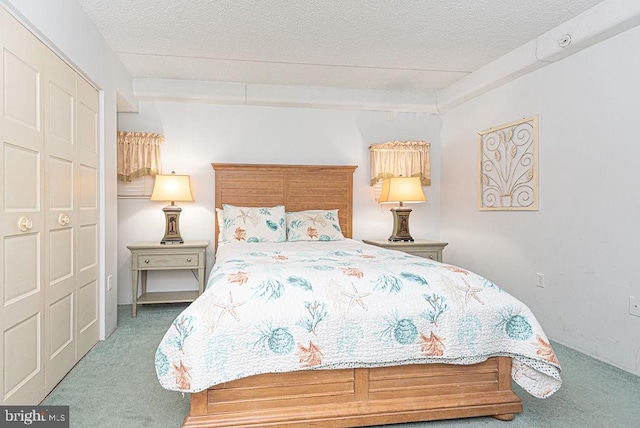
44;49;77;393
0;7;46;404
75;77;99;359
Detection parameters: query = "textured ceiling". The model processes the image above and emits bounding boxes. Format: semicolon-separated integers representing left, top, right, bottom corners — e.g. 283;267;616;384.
77;0;604;94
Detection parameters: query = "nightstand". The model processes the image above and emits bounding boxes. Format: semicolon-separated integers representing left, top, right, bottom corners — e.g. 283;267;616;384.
127;240;209;317
362;239;448;262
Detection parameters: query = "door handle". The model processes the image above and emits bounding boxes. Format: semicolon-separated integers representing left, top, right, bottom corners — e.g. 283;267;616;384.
18;216;33;232
58;213;70;226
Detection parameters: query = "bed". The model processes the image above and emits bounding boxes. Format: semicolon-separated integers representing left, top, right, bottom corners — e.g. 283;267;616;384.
156;163;561;427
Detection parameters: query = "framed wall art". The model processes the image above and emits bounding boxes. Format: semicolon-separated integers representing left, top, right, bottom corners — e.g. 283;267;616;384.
478;116;538;211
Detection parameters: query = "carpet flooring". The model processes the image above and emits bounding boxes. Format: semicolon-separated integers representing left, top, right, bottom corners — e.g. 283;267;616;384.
43;304;640;427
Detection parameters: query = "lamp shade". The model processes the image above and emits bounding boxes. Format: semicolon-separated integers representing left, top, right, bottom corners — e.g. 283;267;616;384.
150;173;194;203
378;177;426;204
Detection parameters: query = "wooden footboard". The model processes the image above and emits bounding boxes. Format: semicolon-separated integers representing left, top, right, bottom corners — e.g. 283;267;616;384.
183;356;522;427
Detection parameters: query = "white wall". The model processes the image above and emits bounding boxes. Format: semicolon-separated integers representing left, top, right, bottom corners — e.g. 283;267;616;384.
440;25;640;375
2;0;136;338
117;102;442;304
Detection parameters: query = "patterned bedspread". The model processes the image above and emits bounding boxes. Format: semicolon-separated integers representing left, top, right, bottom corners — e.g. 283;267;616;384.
155;240;561;398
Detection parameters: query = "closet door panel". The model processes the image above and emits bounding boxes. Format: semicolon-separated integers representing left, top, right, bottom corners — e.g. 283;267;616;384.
79;223;97;272
2;312;42;404
3;144;41;211
48;294;73;361
3;50;41;137
75;77;99;359
0;6;46;405
44;49;77;392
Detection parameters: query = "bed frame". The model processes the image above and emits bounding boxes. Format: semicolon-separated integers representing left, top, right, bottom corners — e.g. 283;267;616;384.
182;163;522;427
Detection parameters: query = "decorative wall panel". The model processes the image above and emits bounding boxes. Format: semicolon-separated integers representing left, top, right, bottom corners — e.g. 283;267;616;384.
479;116;538;211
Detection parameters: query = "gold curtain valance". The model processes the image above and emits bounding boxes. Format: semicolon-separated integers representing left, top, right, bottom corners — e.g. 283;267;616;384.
117;131;163;182
369;141;431;186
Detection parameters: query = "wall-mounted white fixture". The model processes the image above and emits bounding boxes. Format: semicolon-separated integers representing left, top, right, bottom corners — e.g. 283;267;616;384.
630;296;640;317
558;34;572;48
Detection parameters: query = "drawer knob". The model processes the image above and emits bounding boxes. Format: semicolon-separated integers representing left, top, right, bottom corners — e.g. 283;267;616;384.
428;255;434;259
187;258;192;262
144;259;150;264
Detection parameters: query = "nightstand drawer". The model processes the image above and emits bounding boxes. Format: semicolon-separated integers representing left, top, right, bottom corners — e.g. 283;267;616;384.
137;253;199;268
362;239;448;263
405;249;440;261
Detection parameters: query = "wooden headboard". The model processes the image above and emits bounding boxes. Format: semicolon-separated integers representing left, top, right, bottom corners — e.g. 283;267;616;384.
212;163;358;247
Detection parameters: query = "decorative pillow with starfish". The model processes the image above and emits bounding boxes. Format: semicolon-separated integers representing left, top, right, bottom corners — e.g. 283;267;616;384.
221;204;286;243
286;209;345;241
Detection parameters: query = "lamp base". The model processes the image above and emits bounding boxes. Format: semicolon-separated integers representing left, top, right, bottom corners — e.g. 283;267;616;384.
160;205;184;244
388;207;414;242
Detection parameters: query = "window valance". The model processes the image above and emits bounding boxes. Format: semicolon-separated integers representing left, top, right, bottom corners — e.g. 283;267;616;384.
369;141;431;186
117;131;163;182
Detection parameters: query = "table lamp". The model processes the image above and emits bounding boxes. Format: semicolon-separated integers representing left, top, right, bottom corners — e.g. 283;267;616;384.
150;171;194;244
378;177;426;241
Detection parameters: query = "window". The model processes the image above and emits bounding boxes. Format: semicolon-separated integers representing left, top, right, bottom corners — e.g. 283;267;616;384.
117;131;163;198
117;175;156;198
369;141;431;200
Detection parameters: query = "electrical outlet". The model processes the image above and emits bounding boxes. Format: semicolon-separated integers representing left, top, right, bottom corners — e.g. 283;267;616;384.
107;275;113;291
630;296;640;317
536;273;545;288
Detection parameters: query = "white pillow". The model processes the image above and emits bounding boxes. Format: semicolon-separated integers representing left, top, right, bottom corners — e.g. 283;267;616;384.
221;204;286;243
286;209;345;241
216;208;223;243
